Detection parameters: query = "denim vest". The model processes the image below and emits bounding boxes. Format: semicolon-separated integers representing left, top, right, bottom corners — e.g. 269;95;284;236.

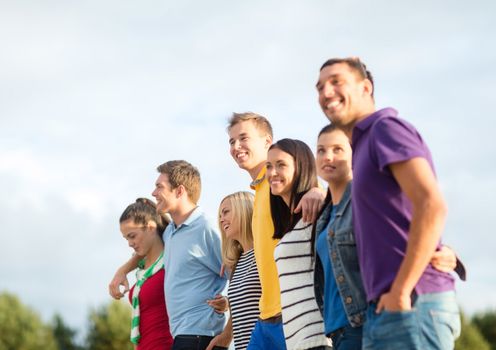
313;181;367;327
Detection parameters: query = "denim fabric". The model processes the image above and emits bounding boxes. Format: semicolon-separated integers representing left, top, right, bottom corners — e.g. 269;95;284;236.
247;319;286;350
317;218;349;334
314;182;367;327
362;291;460;350
329;324;362;350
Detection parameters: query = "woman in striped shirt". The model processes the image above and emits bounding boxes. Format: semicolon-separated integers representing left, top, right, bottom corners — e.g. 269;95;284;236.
207;191;262;350
266;139;332;350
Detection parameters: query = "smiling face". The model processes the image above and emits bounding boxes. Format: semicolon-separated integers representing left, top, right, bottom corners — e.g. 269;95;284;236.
120;219;157;256
228;120;272;179
316;62;374;128
151;173;177;214
266;147;296;206
219;198;240;242
316;129;353;185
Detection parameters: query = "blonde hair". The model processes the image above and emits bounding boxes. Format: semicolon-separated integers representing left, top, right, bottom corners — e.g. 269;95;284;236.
218;191;254;272
227;112;273;138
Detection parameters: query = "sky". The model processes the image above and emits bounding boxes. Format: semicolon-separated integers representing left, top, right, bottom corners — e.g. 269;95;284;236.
1;0;495;338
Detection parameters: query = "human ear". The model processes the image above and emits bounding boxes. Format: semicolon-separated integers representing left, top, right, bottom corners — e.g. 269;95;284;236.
175;185;185;198
265;134;273;149
363;78;373;97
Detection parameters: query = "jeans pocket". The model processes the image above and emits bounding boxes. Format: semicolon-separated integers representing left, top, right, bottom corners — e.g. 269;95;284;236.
429;308;461;349
365;309;421;349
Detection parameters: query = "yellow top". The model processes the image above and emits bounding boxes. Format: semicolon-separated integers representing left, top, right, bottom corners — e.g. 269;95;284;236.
251;167;282;319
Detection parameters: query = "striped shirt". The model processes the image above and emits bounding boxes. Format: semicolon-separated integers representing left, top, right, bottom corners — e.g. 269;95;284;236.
274;220;332;350
228;249;261;350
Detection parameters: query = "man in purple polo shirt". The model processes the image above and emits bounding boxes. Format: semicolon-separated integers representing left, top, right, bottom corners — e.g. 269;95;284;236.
316;57;461;349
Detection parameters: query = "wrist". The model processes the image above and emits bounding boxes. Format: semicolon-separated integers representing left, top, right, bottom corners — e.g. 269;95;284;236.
390;282;413;298
219;330;232;343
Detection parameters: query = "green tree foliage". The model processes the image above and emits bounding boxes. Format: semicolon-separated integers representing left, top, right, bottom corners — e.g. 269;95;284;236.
52;313;83;350
472;310;496;350
0;291;58;350
455;312;491;350
85;300;133;350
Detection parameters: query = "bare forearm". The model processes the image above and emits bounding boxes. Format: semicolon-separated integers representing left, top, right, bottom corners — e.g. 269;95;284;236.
206;315;233;349
378;157;447;312
223;316;233;337
391;197;447;296
109;254;143;299
119;254;142;274
294;186;325;223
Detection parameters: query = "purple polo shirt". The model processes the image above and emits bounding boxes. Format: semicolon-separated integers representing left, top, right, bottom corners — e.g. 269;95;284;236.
351;107;455;302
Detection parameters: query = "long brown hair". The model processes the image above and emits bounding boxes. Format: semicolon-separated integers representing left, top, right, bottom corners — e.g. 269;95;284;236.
268;138;318;239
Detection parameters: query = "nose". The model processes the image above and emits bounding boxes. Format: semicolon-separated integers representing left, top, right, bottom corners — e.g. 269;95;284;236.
322;82;335;98
326;151;334;162
231;139;241;150
267;166;276;178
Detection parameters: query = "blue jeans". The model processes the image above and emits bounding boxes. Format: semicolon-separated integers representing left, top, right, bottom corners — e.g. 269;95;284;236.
247;318;287;350
363;291;460;350
329;324;362;350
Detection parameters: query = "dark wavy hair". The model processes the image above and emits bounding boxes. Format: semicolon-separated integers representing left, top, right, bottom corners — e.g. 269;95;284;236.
269;138;318;239
119;198;170;241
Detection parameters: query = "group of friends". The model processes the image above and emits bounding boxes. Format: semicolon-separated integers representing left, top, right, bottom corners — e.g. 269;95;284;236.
108;57;466;350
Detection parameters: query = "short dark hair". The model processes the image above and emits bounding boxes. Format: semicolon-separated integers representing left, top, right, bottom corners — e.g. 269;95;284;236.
156;160;201;204
268;138;318;239
318;123;342;139
320;57;374;97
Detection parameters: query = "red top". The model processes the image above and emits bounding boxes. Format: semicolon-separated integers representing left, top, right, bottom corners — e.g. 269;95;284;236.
129;269;173;350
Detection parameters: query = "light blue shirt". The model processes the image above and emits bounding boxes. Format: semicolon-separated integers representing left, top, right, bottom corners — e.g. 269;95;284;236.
163;206;227;337
316;204;349;334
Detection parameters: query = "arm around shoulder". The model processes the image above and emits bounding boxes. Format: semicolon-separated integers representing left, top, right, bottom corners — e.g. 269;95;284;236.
108;254;142;299
294;186;326;223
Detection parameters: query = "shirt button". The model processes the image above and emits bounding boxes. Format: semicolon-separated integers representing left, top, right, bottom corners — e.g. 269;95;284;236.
337;275;345;283
328;229;334;237
345;296;353;304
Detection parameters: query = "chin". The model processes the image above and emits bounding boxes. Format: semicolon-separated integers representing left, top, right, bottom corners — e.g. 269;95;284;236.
326;113;343;125
240;160;253;169
324;114;334;123
320;177;332;184
157;207;167;214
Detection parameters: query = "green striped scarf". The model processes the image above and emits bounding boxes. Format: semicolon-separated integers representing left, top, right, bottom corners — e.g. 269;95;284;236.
130;252;164;344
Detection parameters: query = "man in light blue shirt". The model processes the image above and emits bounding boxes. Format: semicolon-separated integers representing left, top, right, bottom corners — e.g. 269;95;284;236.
162;205;226;338
110;160;228;350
